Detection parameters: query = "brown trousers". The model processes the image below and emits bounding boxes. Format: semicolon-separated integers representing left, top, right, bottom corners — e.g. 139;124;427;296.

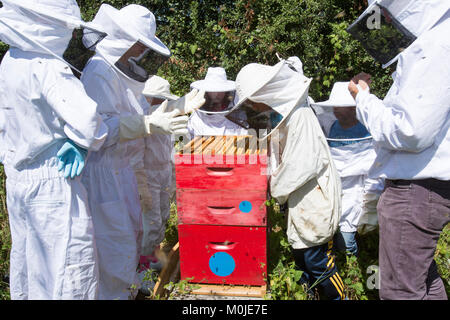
378;179;450;300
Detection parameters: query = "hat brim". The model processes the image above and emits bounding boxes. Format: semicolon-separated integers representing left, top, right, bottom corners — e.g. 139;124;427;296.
311;100;356;108
143;92;179;101
102;4;171;57
190;80;236;92
138;35;171;57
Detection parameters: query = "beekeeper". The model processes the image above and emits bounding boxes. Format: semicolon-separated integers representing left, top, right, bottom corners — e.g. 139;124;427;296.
227;57;346;300
188;67;248;137
347;0;450;299
79;4;204;300
135;76;179;294
313;82;384;256
0;0;110;299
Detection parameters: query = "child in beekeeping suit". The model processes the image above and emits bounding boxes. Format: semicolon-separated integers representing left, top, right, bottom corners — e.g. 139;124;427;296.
188;67;248;138
312;82;384;256
226;56;346;300
134;75;180;295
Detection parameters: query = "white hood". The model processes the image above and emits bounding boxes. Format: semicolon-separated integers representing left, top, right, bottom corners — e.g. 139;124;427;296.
233;57;311;139
90;4;170;68
0;0;81;56
249;63;311;125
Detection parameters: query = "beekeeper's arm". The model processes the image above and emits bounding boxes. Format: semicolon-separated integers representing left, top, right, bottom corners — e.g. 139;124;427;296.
350;41;450;153
119;99;189;140
119;88;205;141
42;63;108;152
270;106;329;204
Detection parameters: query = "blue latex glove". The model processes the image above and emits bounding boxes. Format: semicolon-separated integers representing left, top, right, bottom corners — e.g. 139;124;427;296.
57;140;88;179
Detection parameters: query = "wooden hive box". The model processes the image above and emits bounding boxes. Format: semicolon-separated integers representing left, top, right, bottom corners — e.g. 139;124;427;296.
175;135;269;286
175;135;269;226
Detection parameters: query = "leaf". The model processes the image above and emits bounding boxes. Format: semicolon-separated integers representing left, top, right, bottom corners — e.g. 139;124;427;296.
189;44;198;55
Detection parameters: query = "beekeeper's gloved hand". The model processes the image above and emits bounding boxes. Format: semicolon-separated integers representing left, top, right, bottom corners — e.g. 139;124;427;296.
145;99;189;135
119;100;189;140
349;72;371;100
166;88;206;115
57;140;88;179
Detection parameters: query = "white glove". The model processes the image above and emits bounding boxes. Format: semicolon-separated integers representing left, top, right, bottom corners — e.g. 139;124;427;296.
144;100;189;136
166;88;206;115
119;100;189;140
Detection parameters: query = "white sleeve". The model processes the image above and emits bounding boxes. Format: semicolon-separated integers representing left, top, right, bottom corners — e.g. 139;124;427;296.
80;64;124;148
43;64;108;151
355;41;450;153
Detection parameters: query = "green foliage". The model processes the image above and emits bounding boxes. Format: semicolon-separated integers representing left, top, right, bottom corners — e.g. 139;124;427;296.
0;1;393;97
73;0;394;99
436;225;450;294
334;230;381;300
0;165;10;300
161;201;179;250
265;198;310;300
164;277;201;299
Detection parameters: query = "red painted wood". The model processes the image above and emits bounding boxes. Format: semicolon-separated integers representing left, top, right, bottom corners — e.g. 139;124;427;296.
178;225;267;286
177;189;267;226
175;156;269;190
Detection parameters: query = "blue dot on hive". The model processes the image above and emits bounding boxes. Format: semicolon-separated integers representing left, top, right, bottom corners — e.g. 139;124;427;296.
209;252;235;277
239;200;252;213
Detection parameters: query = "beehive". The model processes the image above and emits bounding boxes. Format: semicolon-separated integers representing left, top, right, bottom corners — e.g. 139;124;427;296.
175;135;269;286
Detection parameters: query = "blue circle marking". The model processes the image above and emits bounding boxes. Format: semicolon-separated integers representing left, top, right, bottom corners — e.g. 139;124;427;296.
239;200;252;213
209;252;236;277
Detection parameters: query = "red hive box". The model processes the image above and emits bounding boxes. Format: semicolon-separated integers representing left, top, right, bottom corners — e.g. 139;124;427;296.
175;136;269;286
178;225;267;285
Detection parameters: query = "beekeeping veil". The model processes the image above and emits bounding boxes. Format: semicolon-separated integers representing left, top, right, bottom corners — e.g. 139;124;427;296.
190;67;236;115
0;0;107;76
226;56;312;140
347;0;450;68
87;4;171;83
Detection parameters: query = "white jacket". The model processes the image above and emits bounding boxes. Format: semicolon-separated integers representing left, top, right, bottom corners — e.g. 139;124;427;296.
0;2;108;169
356;17;450;181
270;105;342;249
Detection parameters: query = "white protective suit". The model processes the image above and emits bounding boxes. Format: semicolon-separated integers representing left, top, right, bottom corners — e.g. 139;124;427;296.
355;5;450;181
138;77;178;257
139;108;173;256
313;83;383;235
79;5;163;300
320;116;383;234
234;59;342;249
0;0;109;299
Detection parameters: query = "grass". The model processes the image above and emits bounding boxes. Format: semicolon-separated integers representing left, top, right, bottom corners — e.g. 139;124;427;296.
0;165;11;300
0;165;448;300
